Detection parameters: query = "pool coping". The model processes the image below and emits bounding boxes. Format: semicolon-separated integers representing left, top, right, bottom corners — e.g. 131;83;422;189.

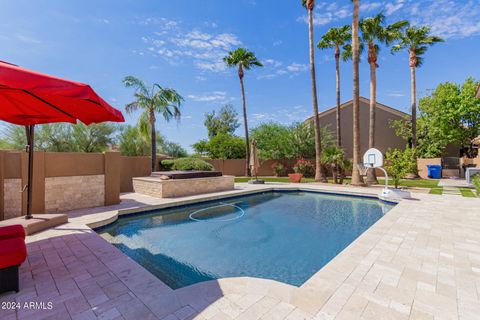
93;186;397;290
17;183;480;319
88;184;399;231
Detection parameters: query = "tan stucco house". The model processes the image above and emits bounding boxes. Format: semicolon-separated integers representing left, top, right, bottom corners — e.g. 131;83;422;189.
476;85;480;98
306;97;407;158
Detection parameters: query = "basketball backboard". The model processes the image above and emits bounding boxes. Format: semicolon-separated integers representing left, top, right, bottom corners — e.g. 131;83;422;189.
363;148;383;168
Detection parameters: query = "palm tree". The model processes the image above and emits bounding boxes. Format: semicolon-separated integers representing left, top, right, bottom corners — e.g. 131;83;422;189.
318;25;351;148
224;48;263;177
351;0;364;186
123;76;183;172
391;26;443;150
302;0;327;182
321;146;345;184
359;13;408;184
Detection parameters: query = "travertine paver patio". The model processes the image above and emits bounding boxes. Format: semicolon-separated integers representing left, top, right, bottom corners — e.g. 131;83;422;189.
1;183;480;320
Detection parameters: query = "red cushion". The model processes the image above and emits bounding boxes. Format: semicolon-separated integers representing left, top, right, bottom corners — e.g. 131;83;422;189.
0;225;25;240
0;238;27;269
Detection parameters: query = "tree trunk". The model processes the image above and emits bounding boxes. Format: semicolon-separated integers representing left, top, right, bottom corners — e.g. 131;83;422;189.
308;8;327;183
410;65;417;150
351;0;364;186
239;67;250;177
150;110;157;172
335;46;342;148
335;46;342;184
366;55;378;185
332;163;338;184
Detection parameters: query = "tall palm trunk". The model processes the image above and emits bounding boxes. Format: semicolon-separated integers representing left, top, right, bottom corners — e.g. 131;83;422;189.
150;110;157;172
308;5;327;183
335;45;342;184
335;45;341;148
367;43;378;184
410;50;417;150
351;0;364;186
239;65;250;177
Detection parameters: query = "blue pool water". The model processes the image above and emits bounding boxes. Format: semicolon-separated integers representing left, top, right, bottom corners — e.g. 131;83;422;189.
97;191;393;289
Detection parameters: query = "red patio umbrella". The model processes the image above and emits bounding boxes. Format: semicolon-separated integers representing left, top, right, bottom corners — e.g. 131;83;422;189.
0;61;124;219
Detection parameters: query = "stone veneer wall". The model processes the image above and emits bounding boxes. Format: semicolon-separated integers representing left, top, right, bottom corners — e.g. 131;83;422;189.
133;176;234;198
4;179;22;219
45;175;105;213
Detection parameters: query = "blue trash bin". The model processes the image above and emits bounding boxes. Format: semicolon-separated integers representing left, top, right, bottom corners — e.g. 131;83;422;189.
427;165;442;179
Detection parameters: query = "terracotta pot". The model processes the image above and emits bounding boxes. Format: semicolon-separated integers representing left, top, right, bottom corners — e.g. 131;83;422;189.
288;173;303;183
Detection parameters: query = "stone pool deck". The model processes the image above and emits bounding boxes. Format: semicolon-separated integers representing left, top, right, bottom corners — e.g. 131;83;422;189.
1;183;480;320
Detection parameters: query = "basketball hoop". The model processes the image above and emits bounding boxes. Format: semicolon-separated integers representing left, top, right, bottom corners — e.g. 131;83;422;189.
360;148;411;200
357;164;371;176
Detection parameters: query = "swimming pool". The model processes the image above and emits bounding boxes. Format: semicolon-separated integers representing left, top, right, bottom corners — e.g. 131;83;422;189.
97;191;394;289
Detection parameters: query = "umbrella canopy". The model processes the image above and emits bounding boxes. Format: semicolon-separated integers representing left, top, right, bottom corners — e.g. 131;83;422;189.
249;138;260;179
0;61;124;125
0;61;124;219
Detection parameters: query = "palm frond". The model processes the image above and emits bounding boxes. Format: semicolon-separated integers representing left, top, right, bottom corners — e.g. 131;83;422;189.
125;102;140;114
224;47;263;71
122;75;148;95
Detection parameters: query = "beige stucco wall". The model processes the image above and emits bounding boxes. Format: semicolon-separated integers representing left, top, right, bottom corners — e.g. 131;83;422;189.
4;179;22;220
317;99;407;158
417;158;441;179
45;175;105;213
120;156;152;192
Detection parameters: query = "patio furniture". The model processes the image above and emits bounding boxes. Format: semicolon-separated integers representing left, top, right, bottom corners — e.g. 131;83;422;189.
0;225;27;293
441;157;460;178
466;167;480;185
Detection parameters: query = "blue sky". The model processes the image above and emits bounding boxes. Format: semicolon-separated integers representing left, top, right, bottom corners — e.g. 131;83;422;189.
1;0;479;152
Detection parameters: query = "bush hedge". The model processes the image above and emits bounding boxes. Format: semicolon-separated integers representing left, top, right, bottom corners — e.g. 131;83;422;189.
161;158;214;171
472;174;480;196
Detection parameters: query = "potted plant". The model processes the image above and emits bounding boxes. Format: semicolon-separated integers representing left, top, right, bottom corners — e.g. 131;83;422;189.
271;162;286;177
289;159;314;183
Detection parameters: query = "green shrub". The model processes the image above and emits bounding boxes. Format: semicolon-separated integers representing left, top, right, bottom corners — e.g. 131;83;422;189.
168;157;214;171
293;159;315;178
160;159;175;171
271;162;287;177
472;174;480;196
385;147;417;188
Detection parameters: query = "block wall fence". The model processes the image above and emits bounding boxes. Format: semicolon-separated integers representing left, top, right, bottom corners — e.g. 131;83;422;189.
0;151;151;221
2;151;478;221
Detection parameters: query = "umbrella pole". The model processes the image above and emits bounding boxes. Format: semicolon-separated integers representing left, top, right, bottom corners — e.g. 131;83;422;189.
25;125;34;220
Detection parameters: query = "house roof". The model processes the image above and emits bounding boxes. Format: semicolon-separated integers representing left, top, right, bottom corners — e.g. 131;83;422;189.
305;96;409;122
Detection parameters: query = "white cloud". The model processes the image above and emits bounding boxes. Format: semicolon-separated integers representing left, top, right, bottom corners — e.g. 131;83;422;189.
297;2;352;26
407;0;480;39
187;91;233;102
15;34;41;44
360;2;383;11
286;63;308;72
251;105;310;124
138;19;242;73
258;60;309;80
296;0;480;39
387;91;405;97
385;0;405;15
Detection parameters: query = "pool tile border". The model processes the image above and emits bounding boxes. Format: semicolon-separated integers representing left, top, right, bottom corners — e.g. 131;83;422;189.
4;183;479;319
